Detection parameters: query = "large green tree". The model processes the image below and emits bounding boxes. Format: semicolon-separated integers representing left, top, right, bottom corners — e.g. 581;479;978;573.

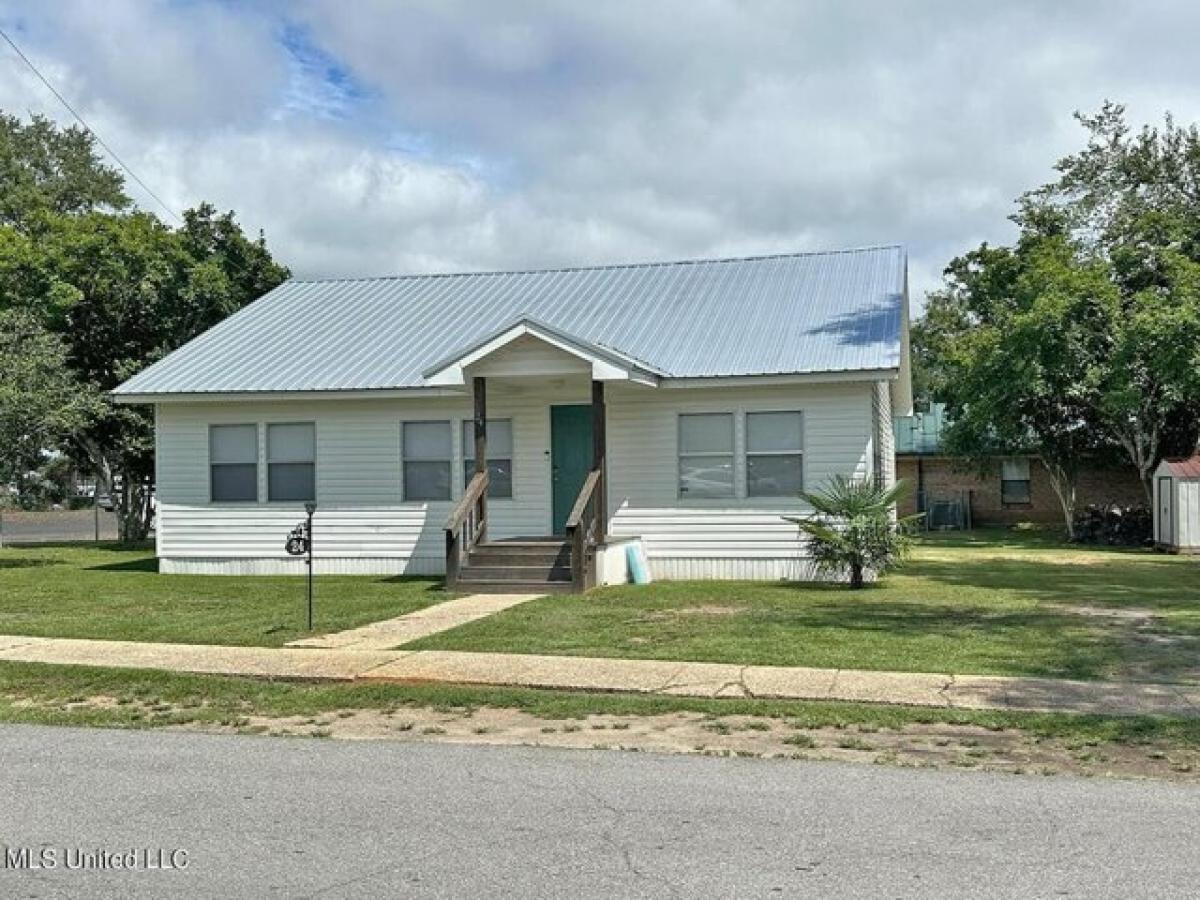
917;104;1200;533
1021;103;1200;495
0;113;289;539
0;310;100;528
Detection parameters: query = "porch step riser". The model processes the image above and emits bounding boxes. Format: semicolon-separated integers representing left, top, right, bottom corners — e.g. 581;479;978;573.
468;551;570;567
462;565;572;582
455;579;577;594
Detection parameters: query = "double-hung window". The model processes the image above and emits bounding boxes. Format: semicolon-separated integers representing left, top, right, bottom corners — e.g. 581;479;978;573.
403;421;452;501
268;423;316;502
210;424;258;502
462;419;513;498
1001;458;1031;504
678;413;734;498
746;412;803;497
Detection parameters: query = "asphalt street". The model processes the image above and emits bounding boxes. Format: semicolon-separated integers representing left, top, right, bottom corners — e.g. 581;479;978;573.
1;724;1198;898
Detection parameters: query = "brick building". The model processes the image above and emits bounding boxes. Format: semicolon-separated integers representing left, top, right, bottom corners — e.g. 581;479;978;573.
894;405;1145;527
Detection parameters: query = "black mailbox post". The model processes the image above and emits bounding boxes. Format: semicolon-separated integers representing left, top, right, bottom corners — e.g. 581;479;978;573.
285;502;317;630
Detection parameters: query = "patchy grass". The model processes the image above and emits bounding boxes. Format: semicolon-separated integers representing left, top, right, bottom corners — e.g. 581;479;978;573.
1;661;1198;779
1;660;1197;745
411;530;1200;681
0;543;451;646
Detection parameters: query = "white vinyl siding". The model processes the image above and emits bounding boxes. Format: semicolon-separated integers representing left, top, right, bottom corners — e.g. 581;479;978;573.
872;379;896;489
607;381;874;579
154;379;881;577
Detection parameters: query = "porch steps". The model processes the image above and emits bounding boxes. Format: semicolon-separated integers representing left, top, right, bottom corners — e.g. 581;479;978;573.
455;538;576;594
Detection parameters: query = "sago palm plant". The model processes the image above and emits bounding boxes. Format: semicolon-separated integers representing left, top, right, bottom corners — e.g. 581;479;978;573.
783;476;922;589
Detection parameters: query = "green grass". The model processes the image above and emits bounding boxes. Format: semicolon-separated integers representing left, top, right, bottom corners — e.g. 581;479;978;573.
0;542;451;646
1;660;1197;750
411;529;1200;681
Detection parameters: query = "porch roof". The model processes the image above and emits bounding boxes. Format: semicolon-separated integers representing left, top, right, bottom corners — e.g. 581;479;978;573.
422;318;665;387
114;244;907;397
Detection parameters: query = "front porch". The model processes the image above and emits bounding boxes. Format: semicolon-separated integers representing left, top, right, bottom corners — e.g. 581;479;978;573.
433;320;647;593
444;379;609;593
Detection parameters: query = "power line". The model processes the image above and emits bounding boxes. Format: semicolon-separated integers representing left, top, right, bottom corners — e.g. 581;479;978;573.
0;26;183;224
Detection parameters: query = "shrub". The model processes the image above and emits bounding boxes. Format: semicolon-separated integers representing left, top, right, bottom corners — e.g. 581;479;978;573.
783;476;922;589
1071;503;1152;546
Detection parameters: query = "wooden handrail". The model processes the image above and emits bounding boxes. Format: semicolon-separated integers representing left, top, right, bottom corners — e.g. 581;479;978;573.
445;470;488;589
564;469;601;531
445;471;489;532
565;468;603;591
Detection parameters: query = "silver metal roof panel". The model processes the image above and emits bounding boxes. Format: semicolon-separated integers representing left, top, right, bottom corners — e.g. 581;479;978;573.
115;244;906;395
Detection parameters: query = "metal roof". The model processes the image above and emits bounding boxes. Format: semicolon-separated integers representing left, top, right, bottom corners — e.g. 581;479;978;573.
1162;456;1200;479
115;244;907;396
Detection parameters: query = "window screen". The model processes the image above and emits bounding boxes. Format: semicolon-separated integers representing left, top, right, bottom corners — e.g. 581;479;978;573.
268;423;315;502
210;424;258;502
403;421;452;501
746;412;803;497
1001;458;1031;504
462;419;513;498
678;413;734;498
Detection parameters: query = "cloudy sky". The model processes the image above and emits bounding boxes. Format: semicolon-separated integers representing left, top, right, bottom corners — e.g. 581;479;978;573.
1;1;1198;307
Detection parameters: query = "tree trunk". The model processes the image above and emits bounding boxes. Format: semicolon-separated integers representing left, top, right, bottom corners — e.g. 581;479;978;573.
849;561;864;590
117;475;153;543
1115;419;1158;505
1041;457;1078;540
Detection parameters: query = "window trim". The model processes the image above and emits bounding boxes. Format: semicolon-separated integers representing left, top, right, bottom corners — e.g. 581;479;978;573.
402;419;453;502
677;412;736;500
266;421;317;504
208;423;260;504
461;417;515;500
745;409;805;499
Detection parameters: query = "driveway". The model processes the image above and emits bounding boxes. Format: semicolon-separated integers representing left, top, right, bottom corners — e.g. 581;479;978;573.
1;725;1197;898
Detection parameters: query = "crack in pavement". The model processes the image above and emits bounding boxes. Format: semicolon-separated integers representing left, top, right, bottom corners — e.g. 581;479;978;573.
936;673;956;708
579;785;684;899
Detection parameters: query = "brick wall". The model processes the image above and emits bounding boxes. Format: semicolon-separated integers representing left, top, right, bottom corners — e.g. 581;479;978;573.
896;456;1146;526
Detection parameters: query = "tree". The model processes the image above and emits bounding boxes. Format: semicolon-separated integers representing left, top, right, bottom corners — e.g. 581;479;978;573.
1018;103;1200;497
0;113;129;229
784;476;921;589
917;104;1200;532
0;310;99;529
42;208;289;540
0;112;290;540
921;233;1116;536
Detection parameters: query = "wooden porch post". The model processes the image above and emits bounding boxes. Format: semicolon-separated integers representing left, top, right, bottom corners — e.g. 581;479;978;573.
592;379;607;544
474;376;487;542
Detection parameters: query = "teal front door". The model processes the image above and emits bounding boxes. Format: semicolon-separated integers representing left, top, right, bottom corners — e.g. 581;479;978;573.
551;404;593;534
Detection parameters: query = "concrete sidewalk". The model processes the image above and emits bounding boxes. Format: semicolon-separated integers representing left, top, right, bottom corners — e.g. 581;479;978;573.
285;593;538;650
1;633;1198;718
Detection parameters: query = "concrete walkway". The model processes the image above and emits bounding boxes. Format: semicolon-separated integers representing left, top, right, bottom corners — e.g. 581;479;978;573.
285;593;538;650
1;633;1198;718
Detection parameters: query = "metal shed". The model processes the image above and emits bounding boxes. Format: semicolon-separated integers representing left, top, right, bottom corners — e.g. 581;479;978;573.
1153;455;1200;553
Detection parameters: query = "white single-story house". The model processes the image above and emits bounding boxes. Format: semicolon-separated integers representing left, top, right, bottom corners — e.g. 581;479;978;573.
113;245;912;591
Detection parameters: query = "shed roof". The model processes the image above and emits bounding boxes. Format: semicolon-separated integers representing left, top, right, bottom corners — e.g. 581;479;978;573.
1160;456;1200;479
114;244;907;396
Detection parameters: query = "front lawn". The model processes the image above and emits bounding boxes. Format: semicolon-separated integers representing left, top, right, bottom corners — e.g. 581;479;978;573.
411;530;1200;681
0;543;450;646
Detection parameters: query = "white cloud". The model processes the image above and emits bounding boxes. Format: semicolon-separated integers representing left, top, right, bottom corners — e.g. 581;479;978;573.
2;0;1200;306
